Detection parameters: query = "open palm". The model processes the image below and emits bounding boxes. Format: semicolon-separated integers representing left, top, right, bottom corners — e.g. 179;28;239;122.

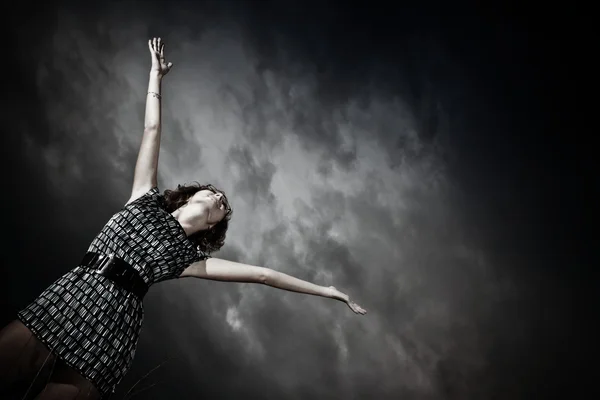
148;37;173;76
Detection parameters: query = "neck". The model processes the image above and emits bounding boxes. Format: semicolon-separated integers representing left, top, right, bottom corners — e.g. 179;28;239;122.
171;205;210;236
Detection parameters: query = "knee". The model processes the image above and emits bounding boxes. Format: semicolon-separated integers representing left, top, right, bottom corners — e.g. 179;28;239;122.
34;383;80;399
36;382;103;400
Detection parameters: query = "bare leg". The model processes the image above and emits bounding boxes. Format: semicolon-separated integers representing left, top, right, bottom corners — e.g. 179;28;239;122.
0;320;57;398
33;363;101;400
0;320;101;400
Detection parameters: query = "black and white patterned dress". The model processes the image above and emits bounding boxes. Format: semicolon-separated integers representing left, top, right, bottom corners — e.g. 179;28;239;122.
17;186;209;397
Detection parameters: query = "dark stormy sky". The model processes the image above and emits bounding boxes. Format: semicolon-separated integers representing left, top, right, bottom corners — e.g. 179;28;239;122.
2;1;593;399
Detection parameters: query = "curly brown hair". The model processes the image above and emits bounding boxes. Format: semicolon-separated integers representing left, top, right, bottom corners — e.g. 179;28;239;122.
161;182;233;254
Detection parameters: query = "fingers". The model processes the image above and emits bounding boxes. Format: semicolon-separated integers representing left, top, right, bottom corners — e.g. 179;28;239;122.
148;37;165;53
355;307;367;315
348;301;367;315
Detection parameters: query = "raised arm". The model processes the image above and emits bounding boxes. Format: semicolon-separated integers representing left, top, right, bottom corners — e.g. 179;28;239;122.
128;38;173;204
180;258;367;315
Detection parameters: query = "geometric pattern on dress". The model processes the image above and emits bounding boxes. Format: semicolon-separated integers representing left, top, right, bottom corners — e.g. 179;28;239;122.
17;186;209;397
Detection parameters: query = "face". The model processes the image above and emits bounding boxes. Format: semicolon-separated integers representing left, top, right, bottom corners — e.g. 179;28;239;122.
194;189;229;227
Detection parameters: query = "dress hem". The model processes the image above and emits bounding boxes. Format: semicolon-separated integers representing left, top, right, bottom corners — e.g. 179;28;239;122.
16;311;114;399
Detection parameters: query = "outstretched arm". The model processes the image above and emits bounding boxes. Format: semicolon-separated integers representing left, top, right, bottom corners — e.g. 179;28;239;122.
128;37;173;204
180;258;367;315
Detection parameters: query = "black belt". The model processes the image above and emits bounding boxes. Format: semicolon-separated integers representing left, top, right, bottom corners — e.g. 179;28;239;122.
80;252;149;299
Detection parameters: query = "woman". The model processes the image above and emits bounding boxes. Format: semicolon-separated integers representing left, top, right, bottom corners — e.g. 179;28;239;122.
0;38;366;400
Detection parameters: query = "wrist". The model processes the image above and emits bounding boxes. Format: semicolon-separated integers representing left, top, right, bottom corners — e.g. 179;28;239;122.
327;286;349;302
149;69;163;79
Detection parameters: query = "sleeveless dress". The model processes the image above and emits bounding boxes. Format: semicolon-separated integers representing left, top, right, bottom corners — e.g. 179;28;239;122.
17;186;209;397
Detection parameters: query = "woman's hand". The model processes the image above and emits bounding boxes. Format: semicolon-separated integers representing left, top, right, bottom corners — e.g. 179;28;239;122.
148;37;173;76
328;286;367;315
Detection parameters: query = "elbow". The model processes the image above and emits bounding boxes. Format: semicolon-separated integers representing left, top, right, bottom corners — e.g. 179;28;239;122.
144;124;159;133
258;268;272;285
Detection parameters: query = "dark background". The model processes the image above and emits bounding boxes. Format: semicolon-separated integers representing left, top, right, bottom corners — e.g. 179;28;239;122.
2;1;593;399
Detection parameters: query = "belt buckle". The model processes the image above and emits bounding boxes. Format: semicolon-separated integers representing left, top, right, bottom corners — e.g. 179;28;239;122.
97;253;115;273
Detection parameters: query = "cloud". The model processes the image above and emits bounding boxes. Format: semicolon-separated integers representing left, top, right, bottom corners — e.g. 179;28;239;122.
17;6;519;399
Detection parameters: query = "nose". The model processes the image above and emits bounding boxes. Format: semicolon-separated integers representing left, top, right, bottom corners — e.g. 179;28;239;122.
215;192;222;199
